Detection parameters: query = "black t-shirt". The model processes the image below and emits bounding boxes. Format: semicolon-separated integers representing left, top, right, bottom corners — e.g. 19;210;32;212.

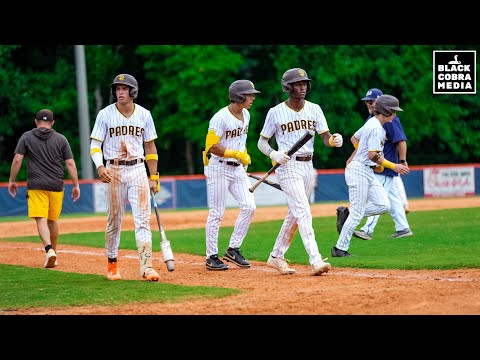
14;127;73;191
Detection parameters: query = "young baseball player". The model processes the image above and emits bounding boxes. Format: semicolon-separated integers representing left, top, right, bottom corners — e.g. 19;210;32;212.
203;80;260;271
332;94;410;257
257;68;344;276
89;73;161;281
8;109;81;268
352;88;413;241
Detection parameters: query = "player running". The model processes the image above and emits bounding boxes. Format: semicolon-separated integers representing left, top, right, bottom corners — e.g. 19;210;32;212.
332;94;410;257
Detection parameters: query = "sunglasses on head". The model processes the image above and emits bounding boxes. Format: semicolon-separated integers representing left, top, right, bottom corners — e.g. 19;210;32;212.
365;100;374;105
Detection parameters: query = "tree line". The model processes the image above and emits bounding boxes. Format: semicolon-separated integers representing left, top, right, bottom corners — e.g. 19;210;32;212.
1;44;479;181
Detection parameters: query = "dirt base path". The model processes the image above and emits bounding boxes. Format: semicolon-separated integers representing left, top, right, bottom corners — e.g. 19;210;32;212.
1;197;479;315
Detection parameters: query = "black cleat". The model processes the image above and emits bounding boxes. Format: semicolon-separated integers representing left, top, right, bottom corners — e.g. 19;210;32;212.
331;246;352;257
206;255;229;270
223;247;251;268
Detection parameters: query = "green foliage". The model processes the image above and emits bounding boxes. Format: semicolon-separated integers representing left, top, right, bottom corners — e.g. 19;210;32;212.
1;45;480;179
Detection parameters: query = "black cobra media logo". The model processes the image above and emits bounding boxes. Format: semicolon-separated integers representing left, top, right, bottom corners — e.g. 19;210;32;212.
433;50;476;94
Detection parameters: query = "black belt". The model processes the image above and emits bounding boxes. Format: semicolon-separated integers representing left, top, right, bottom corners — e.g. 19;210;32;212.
295;155;313;162
109;159;144;166
366;164;376;169
219;160;241;167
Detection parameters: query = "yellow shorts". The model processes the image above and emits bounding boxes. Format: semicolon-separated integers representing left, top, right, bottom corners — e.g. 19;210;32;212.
27;189;64;221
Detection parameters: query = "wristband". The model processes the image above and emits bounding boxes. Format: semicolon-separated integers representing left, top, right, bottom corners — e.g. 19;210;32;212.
400;160;406;163
145;154;158;161
150;172;160;181
381;159;396;170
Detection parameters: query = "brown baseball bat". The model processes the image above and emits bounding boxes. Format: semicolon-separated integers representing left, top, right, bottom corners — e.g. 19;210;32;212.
249;129;315;193
247;173;282;191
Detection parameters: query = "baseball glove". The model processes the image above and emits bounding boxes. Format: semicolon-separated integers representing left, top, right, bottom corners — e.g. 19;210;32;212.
336;206;350;234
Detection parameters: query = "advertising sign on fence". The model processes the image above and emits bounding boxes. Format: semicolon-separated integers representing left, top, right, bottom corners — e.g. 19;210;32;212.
423;166;475;197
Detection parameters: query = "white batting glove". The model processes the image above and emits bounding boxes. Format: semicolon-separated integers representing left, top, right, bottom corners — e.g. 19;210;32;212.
269;150;291;165
331;133;343;147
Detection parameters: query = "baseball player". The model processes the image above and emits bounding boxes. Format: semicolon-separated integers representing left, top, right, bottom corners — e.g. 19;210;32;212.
8;109;80;268
203;80;259;271
332;94;410;257
257;68;343;276
352;88;413;241
90;73;161;281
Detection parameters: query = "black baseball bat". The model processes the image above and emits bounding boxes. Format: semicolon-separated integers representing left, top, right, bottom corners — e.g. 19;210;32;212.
249;129;315;193
247;173;282;191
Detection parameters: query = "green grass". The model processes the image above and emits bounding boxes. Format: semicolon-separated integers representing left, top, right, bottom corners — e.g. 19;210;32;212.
0;264;238;310
1;207;478;310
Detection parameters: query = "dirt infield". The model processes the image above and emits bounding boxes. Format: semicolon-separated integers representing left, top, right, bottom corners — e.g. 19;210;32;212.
1;196;479;315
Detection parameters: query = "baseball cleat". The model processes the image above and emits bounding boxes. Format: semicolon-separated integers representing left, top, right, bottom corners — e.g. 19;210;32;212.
311;259;331;276
223;247;251;268
267;255;296;275
391;228;413;238
206;255;229;271
353;230;373;240
143;267;160;281
107;261;122;280
331;246;352;257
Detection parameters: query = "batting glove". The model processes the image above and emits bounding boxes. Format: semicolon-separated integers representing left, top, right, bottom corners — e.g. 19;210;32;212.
329;133;343;147
269;150;290;165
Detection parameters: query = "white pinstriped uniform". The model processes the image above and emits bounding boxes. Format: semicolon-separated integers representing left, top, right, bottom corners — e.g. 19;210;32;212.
334;116;390;251
204;106;256;259
90;103;158;259
260;100;329;265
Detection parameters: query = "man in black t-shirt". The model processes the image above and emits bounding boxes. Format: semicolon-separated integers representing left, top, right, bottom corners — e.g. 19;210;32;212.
8;109;80;268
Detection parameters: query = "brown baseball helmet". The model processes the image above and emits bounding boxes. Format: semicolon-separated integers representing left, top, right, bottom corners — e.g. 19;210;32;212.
111;74;139;100
229;80;261;103
281;68;312;93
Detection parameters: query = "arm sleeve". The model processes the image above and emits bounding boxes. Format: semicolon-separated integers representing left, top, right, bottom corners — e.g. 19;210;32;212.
90;138;104;169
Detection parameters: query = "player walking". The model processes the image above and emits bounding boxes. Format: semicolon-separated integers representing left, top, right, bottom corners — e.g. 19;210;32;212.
8;109;80;268
90;73;161;281
203;80;260;270
332;95;410;257
353;88;413;240
257;68;343;275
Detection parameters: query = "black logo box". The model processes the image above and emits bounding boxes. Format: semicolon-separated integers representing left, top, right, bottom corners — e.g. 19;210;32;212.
433;50;476;94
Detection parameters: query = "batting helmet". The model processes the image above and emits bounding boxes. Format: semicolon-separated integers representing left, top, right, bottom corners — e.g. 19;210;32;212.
229;80;261;103
374;94;403;116
111;74;139;100
281;68;312;93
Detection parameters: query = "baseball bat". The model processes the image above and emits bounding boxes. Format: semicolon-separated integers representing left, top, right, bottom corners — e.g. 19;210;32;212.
151;190;175;271
249;129;315;193
247;173;282;191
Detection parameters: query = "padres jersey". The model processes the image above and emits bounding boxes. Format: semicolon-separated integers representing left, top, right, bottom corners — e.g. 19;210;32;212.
90;103;158;160
208;106;250;162
353;116;386;166
260;100;329;156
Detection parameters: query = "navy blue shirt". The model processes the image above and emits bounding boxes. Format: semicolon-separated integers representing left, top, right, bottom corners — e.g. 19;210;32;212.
366;114;407;177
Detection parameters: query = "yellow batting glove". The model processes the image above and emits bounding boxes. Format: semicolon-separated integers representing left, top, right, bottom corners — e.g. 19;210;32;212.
224;149;251;166
236;151;251;166
374;165;384;173
150;172;160;193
